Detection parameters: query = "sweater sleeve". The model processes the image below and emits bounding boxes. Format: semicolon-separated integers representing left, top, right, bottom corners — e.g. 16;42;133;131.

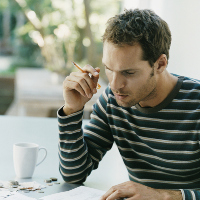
57;88;114;184
181;189;200;200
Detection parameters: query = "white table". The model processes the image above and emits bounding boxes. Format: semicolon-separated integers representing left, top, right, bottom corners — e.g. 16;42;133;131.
0;115;128;198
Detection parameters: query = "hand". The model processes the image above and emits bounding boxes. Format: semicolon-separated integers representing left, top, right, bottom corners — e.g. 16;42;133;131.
63;64;100;115
99;181;182;200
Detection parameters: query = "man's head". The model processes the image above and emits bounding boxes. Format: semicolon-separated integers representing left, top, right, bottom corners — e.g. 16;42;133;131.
102;9;173;108
102;9;171;67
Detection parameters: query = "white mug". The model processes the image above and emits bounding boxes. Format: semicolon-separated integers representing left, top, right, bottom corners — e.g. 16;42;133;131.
13;143;47;178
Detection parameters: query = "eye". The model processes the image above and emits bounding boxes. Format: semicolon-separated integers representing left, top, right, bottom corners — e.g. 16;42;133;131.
105;66;111;72
123;71;135;76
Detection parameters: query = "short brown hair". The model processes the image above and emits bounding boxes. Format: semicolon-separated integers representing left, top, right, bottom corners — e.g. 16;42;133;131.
102;9;171;66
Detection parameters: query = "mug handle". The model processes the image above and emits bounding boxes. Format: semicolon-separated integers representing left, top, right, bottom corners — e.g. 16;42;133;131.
36;147;47;166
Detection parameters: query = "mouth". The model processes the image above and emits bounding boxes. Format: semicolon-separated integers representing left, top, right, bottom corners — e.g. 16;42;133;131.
113;93;129;100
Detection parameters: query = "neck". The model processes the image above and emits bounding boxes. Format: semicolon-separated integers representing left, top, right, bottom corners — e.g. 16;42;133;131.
139;71;178;108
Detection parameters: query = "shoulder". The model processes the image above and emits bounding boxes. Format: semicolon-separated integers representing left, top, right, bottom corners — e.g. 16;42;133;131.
175;75;200;102
182;76;200;86
180;76;200;93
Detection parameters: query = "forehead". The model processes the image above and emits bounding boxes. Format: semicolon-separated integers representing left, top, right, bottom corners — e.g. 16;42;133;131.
102;41;144;70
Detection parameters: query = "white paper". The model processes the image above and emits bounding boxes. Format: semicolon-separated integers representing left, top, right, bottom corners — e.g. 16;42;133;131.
4;193;36;200
40;186;105;200
0;190;36;200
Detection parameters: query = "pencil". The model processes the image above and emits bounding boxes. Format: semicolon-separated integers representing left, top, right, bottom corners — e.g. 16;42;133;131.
72;61;101;89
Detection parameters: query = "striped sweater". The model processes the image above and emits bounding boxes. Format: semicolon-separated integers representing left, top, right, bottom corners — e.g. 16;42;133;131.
58;75;200;200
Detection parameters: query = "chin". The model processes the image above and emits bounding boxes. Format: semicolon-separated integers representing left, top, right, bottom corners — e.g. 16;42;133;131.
116;100;137;108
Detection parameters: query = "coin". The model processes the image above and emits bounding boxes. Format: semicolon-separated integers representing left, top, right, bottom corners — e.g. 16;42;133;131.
9;180;19;186
44;179;52;183
50;177;57;181
54;182;61;184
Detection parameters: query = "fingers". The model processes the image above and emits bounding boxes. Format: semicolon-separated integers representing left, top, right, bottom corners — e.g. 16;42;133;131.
64;79;88;98
63;64;100;99
64;71;98;98
82;65;100;89
100;187;126;200
99;182;135;200
82;64;100;77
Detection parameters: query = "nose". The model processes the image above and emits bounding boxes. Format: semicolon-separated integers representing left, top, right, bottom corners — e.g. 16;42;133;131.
110;73;125;91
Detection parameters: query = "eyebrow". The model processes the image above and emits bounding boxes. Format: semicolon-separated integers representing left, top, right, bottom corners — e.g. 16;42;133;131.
102;63;138;72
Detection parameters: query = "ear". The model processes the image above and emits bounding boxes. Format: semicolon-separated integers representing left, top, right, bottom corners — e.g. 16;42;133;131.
155;54;168;74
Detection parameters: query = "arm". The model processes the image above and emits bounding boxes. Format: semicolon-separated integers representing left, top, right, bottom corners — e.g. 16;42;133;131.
180;189;200;200
58;90;113;183
58;64;113;183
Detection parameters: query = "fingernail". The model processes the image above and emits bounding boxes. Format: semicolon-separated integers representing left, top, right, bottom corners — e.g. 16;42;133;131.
94;72;99;76
88;93;92;98
93;88;97;94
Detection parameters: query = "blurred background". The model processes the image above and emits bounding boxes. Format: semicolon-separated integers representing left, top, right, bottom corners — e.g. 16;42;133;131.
0;0;200;118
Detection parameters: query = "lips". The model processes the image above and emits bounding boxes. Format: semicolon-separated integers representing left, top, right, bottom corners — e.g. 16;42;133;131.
114;93;128;100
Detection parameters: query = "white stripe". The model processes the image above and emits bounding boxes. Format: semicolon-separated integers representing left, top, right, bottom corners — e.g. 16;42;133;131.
59;148;87;162
57;107;83;119
58;118;83;127
59;128;82;134
90;154;100;162
191;190;196;200
184;78;200;84
161;109;200;113
108;98;200;114
180;189;185;200
107;107;196;124
102;89;109;102
85;139;102;149
180;89;200;93
122;149;200;164
173;99;200;103
85;122;108;133
108;104;198;124
59;162;92;177
111;125;198;144
126;166;200;178
90;114;108;126
121;156;200;172
114;136;200;154
59;158;87;170
84;130;112;144
59;143;84;153
59;135;83;143
96;99;107;116
128;172;200;185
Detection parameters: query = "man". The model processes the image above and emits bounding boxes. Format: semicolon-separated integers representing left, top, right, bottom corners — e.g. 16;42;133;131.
58;9;200;200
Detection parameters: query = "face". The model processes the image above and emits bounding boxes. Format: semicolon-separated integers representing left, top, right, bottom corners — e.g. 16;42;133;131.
102;41;157;108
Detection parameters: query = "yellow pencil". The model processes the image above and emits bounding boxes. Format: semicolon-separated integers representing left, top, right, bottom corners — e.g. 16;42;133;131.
72;61;101;89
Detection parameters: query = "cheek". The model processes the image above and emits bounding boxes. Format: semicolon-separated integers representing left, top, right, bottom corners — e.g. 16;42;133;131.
126;78;145;92
105;70;112;81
